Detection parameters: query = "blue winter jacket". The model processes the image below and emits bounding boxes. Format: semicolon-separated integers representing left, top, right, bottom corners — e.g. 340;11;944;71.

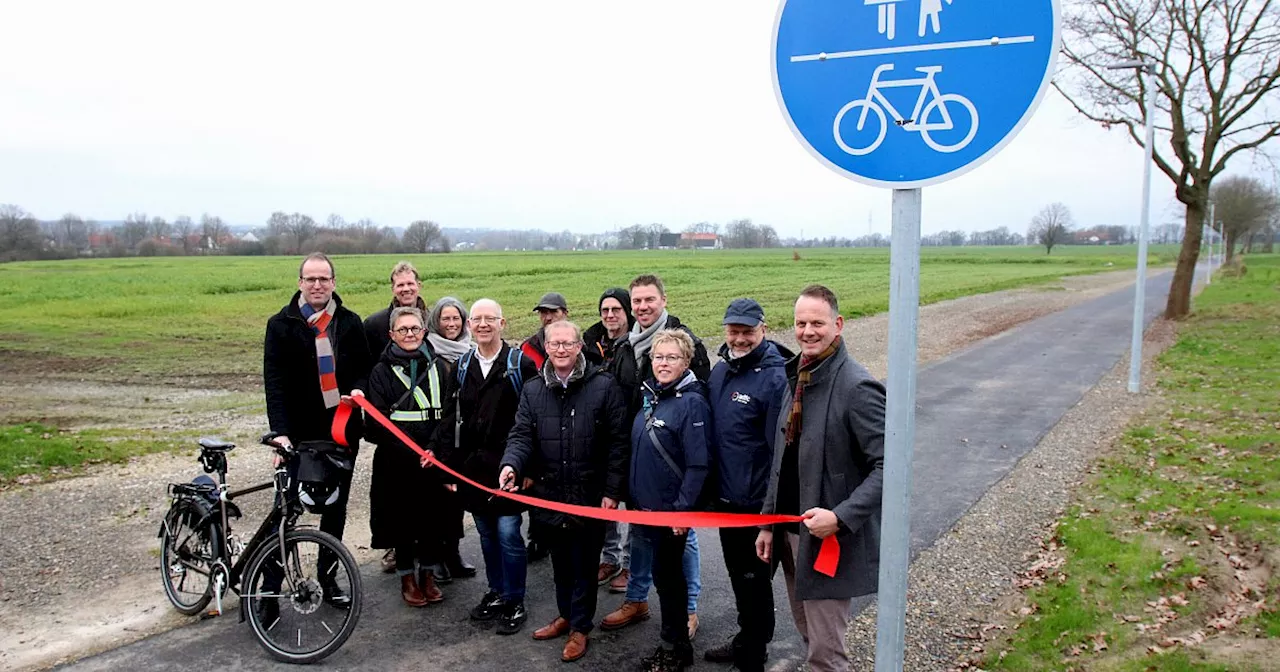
628;370;713;513
707;340;791;510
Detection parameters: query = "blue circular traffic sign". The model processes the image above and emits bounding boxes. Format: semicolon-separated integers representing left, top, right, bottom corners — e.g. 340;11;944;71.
772;0;1060;188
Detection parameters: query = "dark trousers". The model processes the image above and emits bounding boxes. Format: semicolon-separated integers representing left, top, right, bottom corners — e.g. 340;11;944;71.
542;520;605;633
636;524;692;653
263;455;355;591
720;524;775;669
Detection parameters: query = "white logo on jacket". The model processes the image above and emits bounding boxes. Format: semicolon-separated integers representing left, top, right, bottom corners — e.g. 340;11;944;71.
730;391;752;405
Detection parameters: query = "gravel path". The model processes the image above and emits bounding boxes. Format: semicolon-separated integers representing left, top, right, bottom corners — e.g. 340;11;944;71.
0;269;1154;671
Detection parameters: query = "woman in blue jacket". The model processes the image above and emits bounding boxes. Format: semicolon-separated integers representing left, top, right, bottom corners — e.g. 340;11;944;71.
629;329;713;672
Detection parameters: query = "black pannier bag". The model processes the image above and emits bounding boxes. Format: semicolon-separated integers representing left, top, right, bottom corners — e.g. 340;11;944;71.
295;440;354;513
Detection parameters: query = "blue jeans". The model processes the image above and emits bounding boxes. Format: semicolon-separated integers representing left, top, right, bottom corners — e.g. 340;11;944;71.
625;527;701;613
472;513;527;603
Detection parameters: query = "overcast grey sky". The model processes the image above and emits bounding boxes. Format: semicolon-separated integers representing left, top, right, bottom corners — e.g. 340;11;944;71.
0;1;1189;237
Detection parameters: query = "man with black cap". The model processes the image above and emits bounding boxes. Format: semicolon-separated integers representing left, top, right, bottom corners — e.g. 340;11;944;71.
518;290;569;562
583;287;633;367
520;291;568;370
703;298;791;672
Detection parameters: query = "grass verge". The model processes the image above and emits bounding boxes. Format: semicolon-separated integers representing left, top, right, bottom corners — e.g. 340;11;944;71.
0;422;195;485
978;255;1280;671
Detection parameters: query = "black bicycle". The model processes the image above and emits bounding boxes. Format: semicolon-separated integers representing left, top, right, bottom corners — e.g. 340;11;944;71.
158;434;362;664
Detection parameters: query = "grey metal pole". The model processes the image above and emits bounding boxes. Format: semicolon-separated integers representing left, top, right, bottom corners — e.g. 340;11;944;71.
1209;200;1217;280
1127;67;1155;394
875;187;922;672
1200;218;1210;287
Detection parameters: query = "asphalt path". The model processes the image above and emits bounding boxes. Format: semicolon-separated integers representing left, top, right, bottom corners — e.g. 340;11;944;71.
61;272;1174;672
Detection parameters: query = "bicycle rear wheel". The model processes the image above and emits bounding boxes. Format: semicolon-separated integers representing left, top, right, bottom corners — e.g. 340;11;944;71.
241;529;362;664
159;499;220;615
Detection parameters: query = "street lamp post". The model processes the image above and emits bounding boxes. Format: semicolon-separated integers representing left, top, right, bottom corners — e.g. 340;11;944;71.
1107;59;1156;394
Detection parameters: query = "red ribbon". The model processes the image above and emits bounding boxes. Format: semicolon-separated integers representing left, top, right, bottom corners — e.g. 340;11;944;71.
334;396;839;577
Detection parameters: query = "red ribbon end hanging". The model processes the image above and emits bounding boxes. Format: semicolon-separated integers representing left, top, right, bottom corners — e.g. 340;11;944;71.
813;536;840;577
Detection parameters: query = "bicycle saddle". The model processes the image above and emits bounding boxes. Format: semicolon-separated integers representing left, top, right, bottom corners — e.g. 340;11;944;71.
198;437;236;451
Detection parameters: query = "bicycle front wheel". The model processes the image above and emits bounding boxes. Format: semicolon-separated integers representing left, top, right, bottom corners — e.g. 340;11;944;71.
159;499;220;615
241;529;362;664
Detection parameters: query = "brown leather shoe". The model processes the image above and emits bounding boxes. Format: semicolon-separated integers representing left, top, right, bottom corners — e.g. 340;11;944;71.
419;571;444;604
608;568;630;593
533;616;569;640
601;600;650;630
597;563;620;585
562;631;589;662
400;574;428;607
687;613;699;640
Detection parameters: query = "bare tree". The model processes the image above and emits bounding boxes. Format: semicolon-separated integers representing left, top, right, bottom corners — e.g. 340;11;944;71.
121;212;150;249
1055;0;1280;317
1211;174;1279;263
200;214;228;251
150;216;171;242
58;213;88;251
0;204;43;260
1029;202;1075;254
173;215;194;254
325;213;346;231
403;220;449;253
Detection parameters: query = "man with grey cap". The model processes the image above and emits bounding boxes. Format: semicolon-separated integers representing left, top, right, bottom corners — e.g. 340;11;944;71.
703;298;792;671
520;291;568;370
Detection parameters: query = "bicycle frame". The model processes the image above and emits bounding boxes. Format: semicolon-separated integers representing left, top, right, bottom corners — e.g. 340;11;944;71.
858;63;952;132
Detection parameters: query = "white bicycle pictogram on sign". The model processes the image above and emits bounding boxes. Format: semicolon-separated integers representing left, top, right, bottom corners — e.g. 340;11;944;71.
832;63;979;156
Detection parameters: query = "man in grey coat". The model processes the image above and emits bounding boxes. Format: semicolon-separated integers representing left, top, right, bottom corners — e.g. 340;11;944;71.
755;284;886;672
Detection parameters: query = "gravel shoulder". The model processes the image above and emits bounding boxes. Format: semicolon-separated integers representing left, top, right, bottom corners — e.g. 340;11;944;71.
0;268;1154;671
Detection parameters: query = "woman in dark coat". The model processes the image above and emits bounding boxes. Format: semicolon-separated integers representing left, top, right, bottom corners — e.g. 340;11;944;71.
363;306;457;607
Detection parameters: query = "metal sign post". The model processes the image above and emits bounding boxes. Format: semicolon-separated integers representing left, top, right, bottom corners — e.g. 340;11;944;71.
772;1;1060;668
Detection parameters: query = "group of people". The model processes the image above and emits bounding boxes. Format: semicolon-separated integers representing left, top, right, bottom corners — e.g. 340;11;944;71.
262;252;887;672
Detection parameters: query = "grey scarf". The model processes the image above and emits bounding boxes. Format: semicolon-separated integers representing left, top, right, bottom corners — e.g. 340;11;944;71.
542;352;587;388
628;309;669;364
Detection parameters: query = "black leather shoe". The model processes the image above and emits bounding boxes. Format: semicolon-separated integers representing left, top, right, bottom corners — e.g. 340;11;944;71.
447;556;477;579
704;640;735;663
433;563;453;585
321;583;353;609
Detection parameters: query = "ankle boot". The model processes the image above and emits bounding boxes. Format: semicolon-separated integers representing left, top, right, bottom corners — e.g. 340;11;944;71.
419;570;445;604
401;574;429;607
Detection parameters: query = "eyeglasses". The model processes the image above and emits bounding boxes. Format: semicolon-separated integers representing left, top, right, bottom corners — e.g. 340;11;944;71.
651;354;686;364
394;326;424;336
600;306;625;314
300;276;333;285
469;316;501;325
546;341;581;351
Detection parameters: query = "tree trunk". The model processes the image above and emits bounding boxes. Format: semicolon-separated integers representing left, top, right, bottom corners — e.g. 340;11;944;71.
1164;202;1206;320
1224;230;1237;266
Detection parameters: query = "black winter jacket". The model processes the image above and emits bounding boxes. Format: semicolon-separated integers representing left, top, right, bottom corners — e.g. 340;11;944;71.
582;321;627;367
437;343;540;517
501;356;630;528
263;291;371;444
608;313;711;418
363;297;428;361
707;340;792;510
363;343;457;549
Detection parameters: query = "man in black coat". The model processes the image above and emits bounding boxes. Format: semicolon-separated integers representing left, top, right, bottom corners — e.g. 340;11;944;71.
436;299;540;636
609;274;711;418
364;260;428;359
499;320;629;663
262;252;373;606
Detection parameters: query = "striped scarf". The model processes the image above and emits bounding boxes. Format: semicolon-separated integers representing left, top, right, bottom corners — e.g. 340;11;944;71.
783;337;842;447
299;296;341;409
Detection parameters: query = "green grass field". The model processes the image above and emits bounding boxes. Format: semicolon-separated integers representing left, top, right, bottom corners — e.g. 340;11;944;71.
0;245;1177;384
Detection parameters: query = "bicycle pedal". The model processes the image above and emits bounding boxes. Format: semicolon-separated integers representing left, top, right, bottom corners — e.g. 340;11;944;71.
200;609;221;620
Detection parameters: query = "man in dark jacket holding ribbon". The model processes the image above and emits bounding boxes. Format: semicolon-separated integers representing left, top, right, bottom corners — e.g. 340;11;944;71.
703;298;791;672
499;320;630;663
262;252;372;608
757;285;886;672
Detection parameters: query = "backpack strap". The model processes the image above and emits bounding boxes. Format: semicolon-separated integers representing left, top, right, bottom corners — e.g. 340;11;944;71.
456;348;475;387
644;416;684;481
505;347;525;396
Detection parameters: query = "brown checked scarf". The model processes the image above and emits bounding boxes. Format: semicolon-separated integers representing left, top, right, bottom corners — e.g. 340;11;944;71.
783;337;842;446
